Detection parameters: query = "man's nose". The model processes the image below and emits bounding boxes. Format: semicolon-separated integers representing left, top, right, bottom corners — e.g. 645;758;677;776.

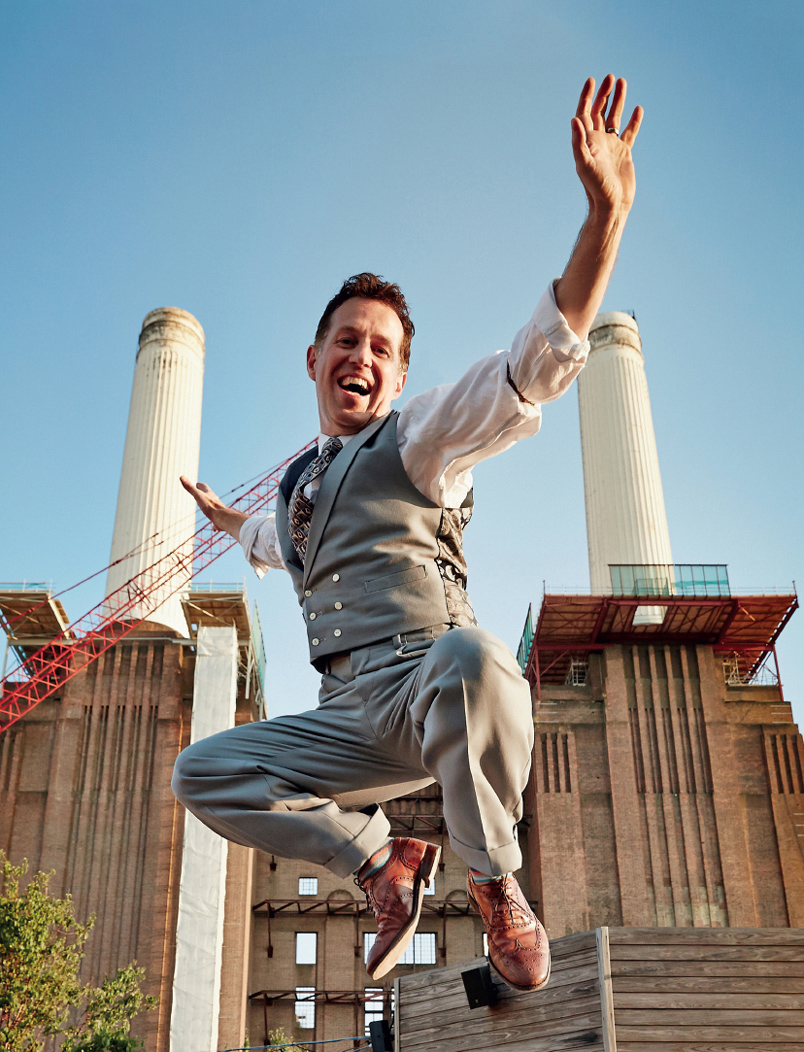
347;338;372;365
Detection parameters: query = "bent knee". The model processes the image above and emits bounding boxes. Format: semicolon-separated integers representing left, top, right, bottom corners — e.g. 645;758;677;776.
433;627;520;680
171;738;215;804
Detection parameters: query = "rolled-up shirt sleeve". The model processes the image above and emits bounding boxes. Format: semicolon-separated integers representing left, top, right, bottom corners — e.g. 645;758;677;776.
508;280;589;404
239;512;286;577
398;281;589;508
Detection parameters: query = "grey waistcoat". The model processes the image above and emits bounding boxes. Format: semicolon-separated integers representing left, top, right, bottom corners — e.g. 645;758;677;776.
276;412;477;664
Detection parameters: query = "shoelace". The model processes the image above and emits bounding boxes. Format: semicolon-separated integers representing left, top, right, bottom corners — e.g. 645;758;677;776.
481;876;533;929
355;875;382;919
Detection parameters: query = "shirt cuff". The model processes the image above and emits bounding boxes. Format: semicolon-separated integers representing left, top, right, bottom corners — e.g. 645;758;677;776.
532;280;590;363
239;514;273;578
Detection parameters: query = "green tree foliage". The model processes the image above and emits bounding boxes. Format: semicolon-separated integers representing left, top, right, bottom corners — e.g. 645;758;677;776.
266;1027;306;1051
0;853;157;1052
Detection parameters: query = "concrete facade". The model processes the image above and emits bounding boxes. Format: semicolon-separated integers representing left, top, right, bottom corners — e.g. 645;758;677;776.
578;312;673;595
104;307;205;636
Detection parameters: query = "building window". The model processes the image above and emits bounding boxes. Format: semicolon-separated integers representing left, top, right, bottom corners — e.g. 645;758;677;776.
294;987;315;1029
364;987;384;1035
364;931;436;965
565;659;588;686
296;932;317;965
483;932;488;957
298;877;318;896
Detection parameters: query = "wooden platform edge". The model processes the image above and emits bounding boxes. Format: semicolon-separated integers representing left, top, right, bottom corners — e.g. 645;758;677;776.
596;927;616;1052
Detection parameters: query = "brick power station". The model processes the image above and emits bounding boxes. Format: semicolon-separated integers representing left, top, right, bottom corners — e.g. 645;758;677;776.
0;307;800;1052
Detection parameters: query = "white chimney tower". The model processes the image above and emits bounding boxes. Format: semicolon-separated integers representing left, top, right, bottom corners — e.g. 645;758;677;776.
577;311;672;614
105;307;205;636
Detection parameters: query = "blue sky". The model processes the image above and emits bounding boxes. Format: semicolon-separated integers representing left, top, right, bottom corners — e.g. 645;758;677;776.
1;0;802;725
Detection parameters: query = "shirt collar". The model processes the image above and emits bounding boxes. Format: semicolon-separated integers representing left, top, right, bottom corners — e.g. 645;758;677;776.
318;432;357;454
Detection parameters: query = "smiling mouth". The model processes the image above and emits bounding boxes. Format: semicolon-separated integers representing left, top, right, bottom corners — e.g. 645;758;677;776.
338;377;372;396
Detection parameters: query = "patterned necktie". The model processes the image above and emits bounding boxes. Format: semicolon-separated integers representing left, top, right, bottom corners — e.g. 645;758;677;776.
288;437;343;562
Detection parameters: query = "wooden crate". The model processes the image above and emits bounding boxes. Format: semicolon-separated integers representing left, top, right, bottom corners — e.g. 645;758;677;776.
394;927;804;1051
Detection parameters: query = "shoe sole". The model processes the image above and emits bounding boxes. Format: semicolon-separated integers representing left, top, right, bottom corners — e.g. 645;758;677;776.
367;841;441;980
467;883;552;993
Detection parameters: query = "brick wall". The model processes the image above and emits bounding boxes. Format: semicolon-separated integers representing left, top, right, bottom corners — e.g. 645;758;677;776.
525;643;804;938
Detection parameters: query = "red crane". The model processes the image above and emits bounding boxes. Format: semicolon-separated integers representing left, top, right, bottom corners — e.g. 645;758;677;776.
0;442;314;734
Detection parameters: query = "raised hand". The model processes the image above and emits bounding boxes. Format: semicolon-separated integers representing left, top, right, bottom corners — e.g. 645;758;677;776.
571;75;643;216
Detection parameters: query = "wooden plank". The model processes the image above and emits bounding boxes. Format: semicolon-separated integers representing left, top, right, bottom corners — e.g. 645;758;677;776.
400;1012;606;1052
400;992;603;1033
404;1035;603;1052
400;956;599;1007
612;959;804;977
619;1045;804;1052
616;1008;804;1026
613;974;804;994
401;991;603;1027
548;930;599;957
400;958;599;1011
596;927;616;1052
614;991;804;1011
616;1025;804;1042
393;976;401;1052
610;943;804;962
400;976;600;1022
608;927;804;946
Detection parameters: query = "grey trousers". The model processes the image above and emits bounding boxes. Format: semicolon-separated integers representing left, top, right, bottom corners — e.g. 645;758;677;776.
172;626;533;878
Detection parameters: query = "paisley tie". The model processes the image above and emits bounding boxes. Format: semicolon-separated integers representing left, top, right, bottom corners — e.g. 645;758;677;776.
287;437;343;562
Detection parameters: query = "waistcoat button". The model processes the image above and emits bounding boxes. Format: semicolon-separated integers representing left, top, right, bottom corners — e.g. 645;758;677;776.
334;602;343;610
304;589;312;597
309;612;317;620
334;629;342;638
332;573;340;582
312;638;320;646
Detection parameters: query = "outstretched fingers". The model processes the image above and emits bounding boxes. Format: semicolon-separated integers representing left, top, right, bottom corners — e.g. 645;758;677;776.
570;116;593;166
590;73;615;130
181;476;216;510
576;77;595;132
606;77;627;131
620;105;644;147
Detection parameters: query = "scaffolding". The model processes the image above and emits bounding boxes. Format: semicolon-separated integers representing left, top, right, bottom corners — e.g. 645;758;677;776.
517;571;798;700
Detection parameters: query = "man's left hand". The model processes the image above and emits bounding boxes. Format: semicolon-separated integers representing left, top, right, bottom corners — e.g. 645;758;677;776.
571;75;643;216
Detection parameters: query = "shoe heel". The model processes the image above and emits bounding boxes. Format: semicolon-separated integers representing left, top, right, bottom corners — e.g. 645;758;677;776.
420;842;441;887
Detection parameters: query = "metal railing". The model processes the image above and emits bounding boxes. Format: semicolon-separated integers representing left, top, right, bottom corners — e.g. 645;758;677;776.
0;581;50;592
610;564;731;598
189;581;246;592
516;604;534;674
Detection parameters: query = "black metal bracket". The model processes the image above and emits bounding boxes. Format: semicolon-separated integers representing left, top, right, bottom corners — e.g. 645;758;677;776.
461;961;498;1009
369;1019;393;1052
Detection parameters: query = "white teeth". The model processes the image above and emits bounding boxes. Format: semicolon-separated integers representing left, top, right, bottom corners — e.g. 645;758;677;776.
340;376;370;393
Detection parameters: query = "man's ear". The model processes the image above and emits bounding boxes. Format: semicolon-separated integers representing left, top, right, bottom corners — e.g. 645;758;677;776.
306;344;318;381
392;370;408;400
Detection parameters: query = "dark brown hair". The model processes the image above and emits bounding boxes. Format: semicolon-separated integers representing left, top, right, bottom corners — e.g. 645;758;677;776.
314;272;414;372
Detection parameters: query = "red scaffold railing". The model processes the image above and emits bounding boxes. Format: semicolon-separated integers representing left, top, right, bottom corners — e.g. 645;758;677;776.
0;442;315;734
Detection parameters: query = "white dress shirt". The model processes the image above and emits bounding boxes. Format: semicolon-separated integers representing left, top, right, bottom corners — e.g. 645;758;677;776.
240;281;588;576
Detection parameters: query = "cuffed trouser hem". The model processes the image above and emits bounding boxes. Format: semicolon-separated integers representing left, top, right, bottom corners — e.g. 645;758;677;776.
325;805;391;877
448;831;522;876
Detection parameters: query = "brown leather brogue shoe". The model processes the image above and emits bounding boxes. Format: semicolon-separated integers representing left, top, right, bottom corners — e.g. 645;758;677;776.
356;838;441;980
467;871;551;991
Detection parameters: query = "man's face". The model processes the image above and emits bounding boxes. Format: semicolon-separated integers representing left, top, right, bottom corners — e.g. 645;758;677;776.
306;297;407;436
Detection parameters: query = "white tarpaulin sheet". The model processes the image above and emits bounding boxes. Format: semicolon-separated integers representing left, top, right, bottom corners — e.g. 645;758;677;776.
171;625;238;1052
